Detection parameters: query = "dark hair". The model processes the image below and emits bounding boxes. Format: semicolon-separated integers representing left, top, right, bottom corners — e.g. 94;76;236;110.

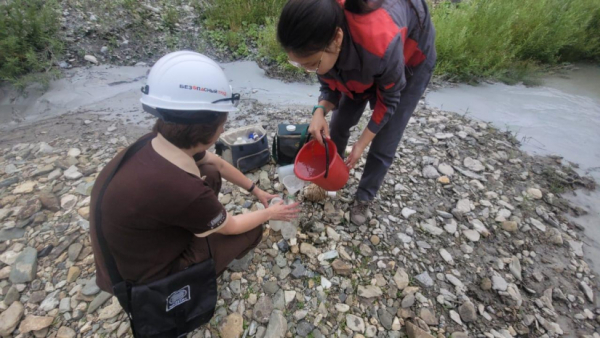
152;112;227;149
277;0;383;57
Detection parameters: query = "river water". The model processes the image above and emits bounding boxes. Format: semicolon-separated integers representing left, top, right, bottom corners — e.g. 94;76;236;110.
426;64;600;274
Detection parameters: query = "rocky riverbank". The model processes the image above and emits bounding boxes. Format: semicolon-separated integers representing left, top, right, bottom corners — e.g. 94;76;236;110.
0;100;598;338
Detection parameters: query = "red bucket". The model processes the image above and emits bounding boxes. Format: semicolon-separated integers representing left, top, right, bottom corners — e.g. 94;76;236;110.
294;137;349;191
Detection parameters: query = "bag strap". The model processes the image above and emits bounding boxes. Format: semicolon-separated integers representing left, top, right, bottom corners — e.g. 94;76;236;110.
299;125;310;148
272;133;279;163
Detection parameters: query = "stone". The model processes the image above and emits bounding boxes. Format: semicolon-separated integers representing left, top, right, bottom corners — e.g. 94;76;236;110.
402;208;417;219
568;240;584;257
59;297;71;313
60;194;78;210
421;220;443;236
56;327;77;338
419;308;438;326
530;218;547;232
438;163;455;176
64;165;83;180
394;268;409;290
580;282;594;303
357;285;383;298
38;192;60;212
88;292;112;313
98;299;122;320
326;227;340;241
263;310;287;338
439;248;455;265
402;294;415;308
370;235;380;245
84;55;99;64
378;309;394;330
464;157;485;172
481;278;492;291
415;272;434;287
67;266;81;283
68;243;83;262
509;256;522;280
3;286;19;306
444;220;457;234
253;296;274;324
449;310;462;325
455;199;472;213
422;165;440;179
14;181;36;194
405;321;435;338
527;188;543;200
67;148;81;157
300;243;319;257
502;221;518;232
19;315;55;333
9;247;37;283
332;259;352;276
458;302;477;322
321;276;332;289
219;313;243;338
335;303;350;313
492;276;508;291
0;301;24;336
438;176;450;184
296;321;315;337
346;314;365;333
463;230;480;242
0;228;26;242
82;279;101;296
39;291;60;312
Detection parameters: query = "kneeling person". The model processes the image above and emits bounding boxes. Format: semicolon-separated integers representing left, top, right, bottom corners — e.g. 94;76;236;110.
89;51;299;293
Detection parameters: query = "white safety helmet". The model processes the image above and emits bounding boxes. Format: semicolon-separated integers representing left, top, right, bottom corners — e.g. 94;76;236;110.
140;51;239;123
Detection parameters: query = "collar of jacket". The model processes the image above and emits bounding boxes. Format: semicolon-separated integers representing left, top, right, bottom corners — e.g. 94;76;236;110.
332;23;361;72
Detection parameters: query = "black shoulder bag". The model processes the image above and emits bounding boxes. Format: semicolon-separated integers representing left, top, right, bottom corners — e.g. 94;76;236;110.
94;135;218;338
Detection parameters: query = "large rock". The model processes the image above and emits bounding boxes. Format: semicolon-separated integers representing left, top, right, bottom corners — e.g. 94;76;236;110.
422;165;440;179
406;321;435;338
64;166;83;180
264;310;287;338
87;292;112;313
38;192;60;212
463;157;485;172
415;272;434;288
9;247;37;283
219;313;243;338
394;268;409;290
346;314;365;333
357;285;383;298
57;326;77;338
332;259;352;276
300;243;319;257
458;302;477;322
0;301;24;336
253;296;274;324
13;181;36;194
60;194;78;210
19;315;55;333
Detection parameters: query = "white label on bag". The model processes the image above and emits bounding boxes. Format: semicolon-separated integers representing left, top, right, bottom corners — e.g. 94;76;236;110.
166;285;191;312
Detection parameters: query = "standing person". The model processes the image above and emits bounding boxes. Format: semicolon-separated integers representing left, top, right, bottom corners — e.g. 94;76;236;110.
277;0;436;225
89;51;300;294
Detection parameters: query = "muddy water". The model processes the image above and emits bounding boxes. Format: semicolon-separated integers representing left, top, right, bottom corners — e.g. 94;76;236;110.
0;61;319;133
426;64;600;274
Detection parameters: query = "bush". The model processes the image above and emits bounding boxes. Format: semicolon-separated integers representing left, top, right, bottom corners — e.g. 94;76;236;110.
0;0;63;82
205;0;287;31
433;0;600;82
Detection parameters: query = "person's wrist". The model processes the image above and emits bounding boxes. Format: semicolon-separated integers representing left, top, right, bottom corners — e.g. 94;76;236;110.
312;105;326;116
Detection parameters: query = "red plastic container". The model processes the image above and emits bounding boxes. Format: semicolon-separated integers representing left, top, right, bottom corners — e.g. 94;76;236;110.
294;138;349;191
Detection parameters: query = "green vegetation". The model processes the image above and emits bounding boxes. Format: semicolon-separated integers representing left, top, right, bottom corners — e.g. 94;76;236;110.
0;0;63;87
203;0;600;82
433;0;600;82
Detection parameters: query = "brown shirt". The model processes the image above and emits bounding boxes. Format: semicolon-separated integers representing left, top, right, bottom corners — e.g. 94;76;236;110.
89;134;227;292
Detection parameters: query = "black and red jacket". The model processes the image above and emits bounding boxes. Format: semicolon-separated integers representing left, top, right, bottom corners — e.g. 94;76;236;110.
319;0;436;133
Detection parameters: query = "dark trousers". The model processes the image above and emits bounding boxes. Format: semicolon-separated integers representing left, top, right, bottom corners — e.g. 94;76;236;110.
329;62;434;201
173;163;263;276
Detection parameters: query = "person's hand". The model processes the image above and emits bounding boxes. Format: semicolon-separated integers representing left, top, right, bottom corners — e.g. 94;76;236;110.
268;201;301;221
252;188;279;208
345;142;367;170
308;109;329;146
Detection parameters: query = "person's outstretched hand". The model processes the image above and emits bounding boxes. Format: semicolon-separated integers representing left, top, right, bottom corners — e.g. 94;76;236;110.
252;188;279;208
267;201;301;221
